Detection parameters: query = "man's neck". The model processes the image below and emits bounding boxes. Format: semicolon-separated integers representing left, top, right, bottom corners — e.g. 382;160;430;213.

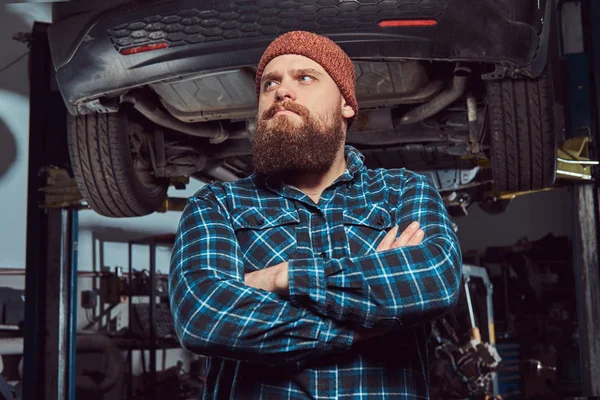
288;147;347;204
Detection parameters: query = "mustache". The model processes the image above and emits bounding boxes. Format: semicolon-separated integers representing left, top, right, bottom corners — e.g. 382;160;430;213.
261;100;310;120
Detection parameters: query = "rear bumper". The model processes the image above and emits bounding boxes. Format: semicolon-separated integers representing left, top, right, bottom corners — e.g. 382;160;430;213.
48;0;539;112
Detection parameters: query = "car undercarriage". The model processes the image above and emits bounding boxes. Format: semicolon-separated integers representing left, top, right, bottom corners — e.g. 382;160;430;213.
52;0;557;217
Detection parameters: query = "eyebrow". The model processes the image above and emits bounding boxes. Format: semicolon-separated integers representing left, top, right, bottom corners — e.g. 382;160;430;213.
291;68;324;78
260;71;282;85
260;68;324;84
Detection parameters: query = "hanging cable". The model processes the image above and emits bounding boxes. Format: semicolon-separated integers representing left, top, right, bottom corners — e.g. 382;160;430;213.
0;51;29;74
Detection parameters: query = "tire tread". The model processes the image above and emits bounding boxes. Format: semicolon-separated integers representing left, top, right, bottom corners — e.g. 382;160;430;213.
67;112;168;217
487;70;556;192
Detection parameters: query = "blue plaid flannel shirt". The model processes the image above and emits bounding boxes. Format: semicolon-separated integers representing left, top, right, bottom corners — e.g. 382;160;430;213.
169;145;462;399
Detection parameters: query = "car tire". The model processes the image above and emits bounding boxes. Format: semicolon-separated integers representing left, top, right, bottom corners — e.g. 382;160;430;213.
67;111;168;217
486;69;557;192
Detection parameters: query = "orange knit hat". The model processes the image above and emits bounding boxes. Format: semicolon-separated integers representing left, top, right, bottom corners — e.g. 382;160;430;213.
255;31;358;123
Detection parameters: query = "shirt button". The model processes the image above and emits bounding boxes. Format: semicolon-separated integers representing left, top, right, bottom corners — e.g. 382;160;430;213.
320;252;327;259
376;217;385;226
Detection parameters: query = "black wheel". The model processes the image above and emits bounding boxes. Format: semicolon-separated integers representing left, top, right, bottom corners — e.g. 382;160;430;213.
67;111;168;217
487;70;557;192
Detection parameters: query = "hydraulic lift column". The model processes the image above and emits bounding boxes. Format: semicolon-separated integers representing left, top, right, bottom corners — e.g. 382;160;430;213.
561;0;600;395
22;22;78;400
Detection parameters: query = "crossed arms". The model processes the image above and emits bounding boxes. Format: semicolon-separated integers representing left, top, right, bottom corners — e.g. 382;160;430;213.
168;173;462;367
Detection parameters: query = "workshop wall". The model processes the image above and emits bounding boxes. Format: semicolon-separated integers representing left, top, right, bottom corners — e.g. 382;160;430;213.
0;4;36;271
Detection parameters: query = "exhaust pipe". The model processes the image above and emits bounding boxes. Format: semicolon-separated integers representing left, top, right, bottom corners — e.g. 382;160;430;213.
121;92;248;144
399;64;470;125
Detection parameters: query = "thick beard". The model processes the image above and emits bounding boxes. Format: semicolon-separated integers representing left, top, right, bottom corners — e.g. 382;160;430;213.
252;100;346;179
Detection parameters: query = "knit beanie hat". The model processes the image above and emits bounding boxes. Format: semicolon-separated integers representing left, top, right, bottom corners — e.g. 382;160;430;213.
255;31;358;123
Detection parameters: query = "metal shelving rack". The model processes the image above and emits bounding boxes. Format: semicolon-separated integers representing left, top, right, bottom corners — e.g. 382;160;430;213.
126;234;177;400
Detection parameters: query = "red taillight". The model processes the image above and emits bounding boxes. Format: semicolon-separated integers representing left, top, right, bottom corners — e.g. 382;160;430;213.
378;19;437;27
120;42;169;55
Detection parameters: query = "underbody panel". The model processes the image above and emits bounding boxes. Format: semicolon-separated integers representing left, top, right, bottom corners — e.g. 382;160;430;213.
48;0;539;114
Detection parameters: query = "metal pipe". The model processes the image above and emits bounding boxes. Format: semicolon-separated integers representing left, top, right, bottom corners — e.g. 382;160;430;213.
347;129;470;146
557;157;599;165
128;241;133;400
149;242;157;400
464;280;476;329
120;92;247;143
0;270;120;276
399;65;470;124
466;93;481;153
68;209;79;400
558;169;592;180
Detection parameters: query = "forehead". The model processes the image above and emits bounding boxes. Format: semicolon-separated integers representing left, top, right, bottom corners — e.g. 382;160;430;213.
262;54;328;76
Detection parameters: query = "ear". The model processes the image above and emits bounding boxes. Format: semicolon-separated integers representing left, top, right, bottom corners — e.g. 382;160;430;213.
340;96;355;119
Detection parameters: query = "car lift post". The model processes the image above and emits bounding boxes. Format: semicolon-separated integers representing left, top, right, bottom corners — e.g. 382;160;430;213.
22;23;79;400
561;0;600;395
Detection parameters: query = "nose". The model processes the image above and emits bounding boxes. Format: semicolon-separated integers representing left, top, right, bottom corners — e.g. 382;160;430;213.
274;81;296;102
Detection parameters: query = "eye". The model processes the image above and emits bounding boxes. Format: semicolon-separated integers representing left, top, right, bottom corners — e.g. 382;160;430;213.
263;81;278;91
299;75;314;82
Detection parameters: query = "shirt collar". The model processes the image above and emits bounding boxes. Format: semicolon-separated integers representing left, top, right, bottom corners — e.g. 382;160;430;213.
337;145;365;183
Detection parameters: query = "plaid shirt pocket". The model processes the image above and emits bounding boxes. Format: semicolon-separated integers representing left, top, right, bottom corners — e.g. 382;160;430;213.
342;205;394;256
231;207;300;271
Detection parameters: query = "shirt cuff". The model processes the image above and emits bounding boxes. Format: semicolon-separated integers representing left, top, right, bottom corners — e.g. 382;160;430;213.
288;258;327;314
318;319;354;354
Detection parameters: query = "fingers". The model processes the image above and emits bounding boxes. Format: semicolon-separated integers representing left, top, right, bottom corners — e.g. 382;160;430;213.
393;221;421;248
376;222;425;253
376;225;399;252
403;228;424;247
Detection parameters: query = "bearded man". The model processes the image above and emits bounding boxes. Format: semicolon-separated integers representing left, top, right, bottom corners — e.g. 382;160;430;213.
169;31;462;399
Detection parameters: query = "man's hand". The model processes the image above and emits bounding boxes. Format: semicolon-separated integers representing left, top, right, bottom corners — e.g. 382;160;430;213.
376;221;424;252
244;262;289;297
